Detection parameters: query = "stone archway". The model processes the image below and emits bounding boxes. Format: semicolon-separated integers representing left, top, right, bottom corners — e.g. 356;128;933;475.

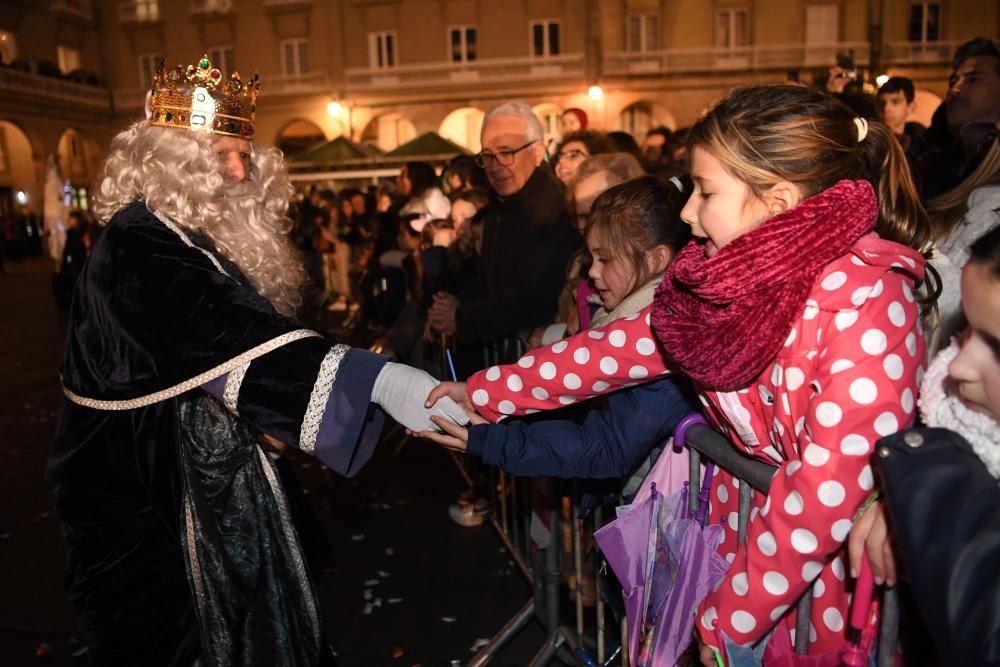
275;118;329;158
0;120;42;218
438;106;484;152
615;101;677;140
360;112;417;152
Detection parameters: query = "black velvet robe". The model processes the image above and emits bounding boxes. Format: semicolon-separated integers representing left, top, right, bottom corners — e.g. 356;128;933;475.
46;202;388;666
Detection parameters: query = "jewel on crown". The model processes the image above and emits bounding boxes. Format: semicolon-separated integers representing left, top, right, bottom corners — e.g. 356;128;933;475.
147;54;260;139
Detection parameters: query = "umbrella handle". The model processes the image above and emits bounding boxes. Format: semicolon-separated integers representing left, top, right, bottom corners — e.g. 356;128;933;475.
673;413;708;452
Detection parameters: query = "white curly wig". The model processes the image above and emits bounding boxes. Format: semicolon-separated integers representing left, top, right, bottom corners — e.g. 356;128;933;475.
92;121;306;316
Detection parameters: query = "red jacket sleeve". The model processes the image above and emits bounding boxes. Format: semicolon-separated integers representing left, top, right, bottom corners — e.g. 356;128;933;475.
466;305;671;422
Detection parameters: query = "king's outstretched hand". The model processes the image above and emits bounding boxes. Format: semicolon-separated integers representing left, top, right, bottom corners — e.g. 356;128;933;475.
370;363;470;433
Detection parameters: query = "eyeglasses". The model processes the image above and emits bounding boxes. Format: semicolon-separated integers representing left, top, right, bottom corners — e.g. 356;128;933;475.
556;149;588;162
474;141;537;168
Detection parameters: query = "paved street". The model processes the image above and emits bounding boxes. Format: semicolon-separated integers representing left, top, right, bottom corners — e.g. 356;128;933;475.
0;257;546;666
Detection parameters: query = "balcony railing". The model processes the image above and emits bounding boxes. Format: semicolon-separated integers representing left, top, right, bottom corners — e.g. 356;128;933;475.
604;42;870;76
0;66;111;110
268;71;331;95
345;53;584;91
190;0;233;14
51;0;93;20
119;1;161;23
883;40;964;65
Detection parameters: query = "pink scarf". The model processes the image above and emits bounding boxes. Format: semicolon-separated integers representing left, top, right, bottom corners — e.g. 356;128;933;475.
651;179;877;391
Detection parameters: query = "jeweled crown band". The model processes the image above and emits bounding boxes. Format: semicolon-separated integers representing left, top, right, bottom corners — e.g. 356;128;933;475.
146;54;260;139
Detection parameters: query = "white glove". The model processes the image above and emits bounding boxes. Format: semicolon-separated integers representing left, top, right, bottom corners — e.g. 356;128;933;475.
370;362;470;432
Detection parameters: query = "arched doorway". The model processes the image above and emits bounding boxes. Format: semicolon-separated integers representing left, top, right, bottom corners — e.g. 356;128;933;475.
57;128;99;211
0;120;43;259
360;112;417;152
276;119;328;159
532;103;563;146
438;107;484;152
615;101;676;140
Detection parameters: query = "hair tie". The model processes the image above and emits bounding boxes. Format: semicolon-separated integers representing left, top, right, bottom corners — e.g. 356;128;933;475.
669;176;684;192
853;117;869;143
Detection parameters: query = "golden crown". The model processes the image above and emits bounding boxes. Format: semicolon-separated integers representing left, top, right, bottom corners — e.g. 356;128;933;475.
146;55;260;139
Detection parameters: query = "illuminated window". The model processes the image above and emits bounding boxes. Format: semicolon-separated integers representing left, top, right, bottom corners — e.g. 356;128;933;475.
135;0;159;21
0;30;16;65
57;46;82;74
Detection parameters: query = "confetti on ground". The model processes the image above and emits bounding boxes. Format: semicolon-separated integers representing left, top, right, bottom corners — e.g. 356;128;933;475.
35;642;52;656
72;646;90;657
450;660;462;667
299;462;313;469
364;602;375;615
378;570;391;578
373;598;382;607
385;547;395;556
388;597;403;604
469;638;490;652
363;589;373;601
381;503;392;510
364;579;380;586
441;616;456;623
351;534;365;541
391;647;404;659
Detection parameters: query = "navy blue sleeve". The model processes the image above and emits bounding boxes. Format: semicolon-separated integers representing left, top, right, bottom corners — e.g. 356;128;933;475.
466;377;696;479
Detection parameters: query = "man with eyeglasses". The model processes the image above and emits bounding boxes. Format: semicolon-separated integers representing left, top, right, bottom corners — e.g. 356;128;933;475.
427;101;580;366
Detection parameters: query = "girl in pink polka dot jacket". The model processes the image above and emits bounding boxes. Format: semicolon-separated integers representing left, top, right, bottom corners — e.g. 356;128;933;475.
418;176;698;485
425;85;939;664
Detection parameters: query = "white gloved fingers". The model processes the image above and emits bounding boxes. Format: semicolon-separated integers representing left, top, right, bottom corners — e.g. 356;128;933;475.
371;362;470;433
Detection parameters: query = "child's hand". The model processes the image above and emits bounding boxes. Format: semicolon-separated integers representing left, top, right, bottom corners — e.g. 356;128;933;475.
415;412;486;452
425;381;471;412
848;500;897;586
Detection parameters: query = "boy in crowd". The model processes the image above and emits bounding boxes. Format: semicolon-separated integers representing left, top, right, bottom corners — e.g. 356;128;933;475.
876;76;926;168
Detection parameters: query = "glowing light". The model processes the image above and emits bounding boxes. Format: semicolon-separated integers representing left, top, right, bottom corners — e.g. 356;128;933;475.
327;101;343;118
15;190;27;205
875;75;889;87
587;85;604;101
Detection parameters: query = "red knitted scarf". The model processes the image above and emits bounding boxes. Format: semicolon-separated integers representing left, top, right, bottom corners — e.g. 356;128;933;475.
651;179;877;391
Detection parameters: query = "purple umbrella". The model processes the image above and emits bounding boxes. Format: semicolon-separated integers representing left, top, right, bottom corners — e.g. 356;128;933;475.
595;448;730;665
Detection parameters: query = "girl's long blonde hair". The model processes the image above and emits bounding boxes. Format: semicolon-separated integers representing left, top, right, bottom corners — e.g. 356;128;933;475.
92;122;306;316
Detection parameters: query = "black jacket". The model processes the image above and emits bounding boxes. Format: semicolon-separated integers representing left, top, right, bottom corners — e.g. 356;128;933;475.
456;165;581;344
876;427;1000;666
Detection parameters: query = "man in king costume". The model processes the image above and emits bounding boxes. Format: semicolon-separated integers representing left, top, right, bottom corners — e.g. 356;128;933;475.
46;55;466;666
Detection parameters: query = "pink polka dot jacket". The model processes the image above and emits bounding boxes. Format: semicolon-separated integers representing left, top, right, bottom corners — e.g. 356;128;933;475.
467;233;927;659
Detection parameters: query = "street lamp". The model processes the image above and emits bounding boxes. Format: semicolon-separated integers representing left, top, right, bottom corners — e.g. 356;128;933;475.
15;190;27;205
588;85;604;101
326;101;343;118
875;74;889;88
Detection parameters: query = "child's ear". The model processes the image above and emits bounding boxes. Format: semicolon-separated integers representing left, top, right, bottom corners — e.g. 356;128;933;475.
764;181;803;216
648;244;673;274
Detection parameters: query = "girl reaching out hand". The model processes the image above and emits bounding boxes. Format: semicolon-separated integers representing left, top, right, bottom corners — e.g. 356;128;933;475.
418;175;696;484
428;84;937;663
